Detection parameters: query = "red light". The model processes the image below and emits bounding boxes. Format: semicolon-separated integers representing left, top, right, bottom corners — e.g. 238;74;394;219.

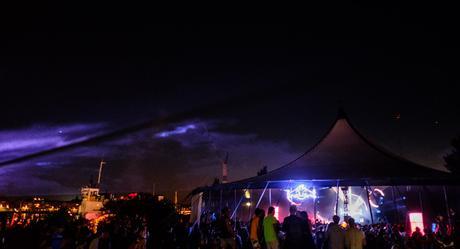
128;193;138;198
409;212;424;235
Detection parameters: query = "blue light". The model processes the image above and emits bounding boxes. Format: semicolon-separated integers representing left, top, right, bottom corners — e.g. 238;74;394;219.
35;162;52;166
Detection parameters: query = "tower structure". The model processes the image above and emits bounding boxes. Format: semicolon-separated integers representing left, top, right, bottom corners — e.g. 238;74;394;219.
222;152;229;183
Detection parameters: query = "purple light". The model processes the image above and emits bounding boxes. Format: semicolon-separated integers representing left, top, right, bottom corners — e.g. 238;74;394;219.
0;123;107;163
155;124;196;138
35;162;52;166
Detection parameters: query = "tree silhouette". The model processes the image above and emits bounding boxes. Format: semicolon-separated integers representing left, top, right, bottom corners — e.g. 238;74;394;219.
444;136;460;174
257;166;268;176
212;177;220;186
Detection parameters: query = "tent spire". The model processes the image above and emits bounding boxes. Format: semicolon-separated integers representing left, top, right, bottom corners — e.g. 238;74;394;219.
337;106;348;120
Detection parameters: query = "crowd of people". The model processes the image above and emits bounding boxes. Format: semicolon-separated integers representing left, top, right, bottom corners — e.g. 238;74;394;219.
0;209;94;248
191;205;460;249
1;200;459;249
0;197;181;249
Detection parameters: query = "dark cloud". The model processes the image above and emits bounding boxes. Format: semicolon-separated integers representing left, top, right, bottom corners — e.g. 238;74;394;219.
0;119;302;196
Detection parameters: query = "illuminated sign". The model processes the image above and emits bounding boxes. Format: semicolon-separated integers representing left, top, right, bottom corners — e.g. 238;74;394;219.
409;212;424;235
286;184;316;205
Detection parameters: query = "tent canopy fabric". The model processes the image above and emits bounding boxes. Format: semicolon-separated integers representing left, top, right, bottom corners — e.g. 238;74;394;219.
194;111;455;193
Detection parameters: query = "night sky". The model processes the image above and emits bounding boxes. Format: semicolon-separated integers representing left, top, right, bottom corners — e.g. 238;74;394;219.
1;5;459;197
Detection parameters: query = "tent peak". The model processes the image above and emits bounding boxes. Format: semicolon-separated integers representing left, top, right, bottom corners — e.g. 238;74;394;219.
337;107;348;120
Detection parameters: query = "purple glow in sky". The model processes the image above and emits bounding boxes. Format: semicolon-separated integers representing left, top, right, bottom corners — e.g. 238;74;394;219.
0;119;302;196
0;123;107;163
155;124;197;138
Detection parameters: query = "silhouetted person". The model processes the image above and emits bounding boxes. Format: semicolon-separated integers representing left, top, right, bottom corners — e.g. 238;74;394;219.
435;215;448;240
51;227;64;249
410;227;423;249
282;205;314;249
422;228;435;249
89;229;112;249
298;211;315;248
219;207;236;249
344;218;365;249
315;226;326;249
324;215;345;249
189;224;201;249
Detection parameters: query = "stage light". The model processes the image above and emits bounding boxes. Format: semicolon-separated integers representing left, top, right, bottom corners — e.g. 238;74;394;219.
373;188;385;196
369;188;385;207
244;189;251;199
369;200;379;208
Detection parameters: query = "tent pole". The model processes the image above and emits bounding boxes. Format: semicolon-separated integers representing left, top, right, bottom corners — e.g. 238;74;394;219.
234;189;238;226
365;185;374;224
219;189;223;211
418;186;424;214
269;188;272;206
335;180;340;215
443;186;452;228
314;188;317;224
367;185;381;220
234;189;237;211
395;186;407;222
209;190;212;210
248;189;253;222
255;182;270;208
418;186;424;230
391;186;399;223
